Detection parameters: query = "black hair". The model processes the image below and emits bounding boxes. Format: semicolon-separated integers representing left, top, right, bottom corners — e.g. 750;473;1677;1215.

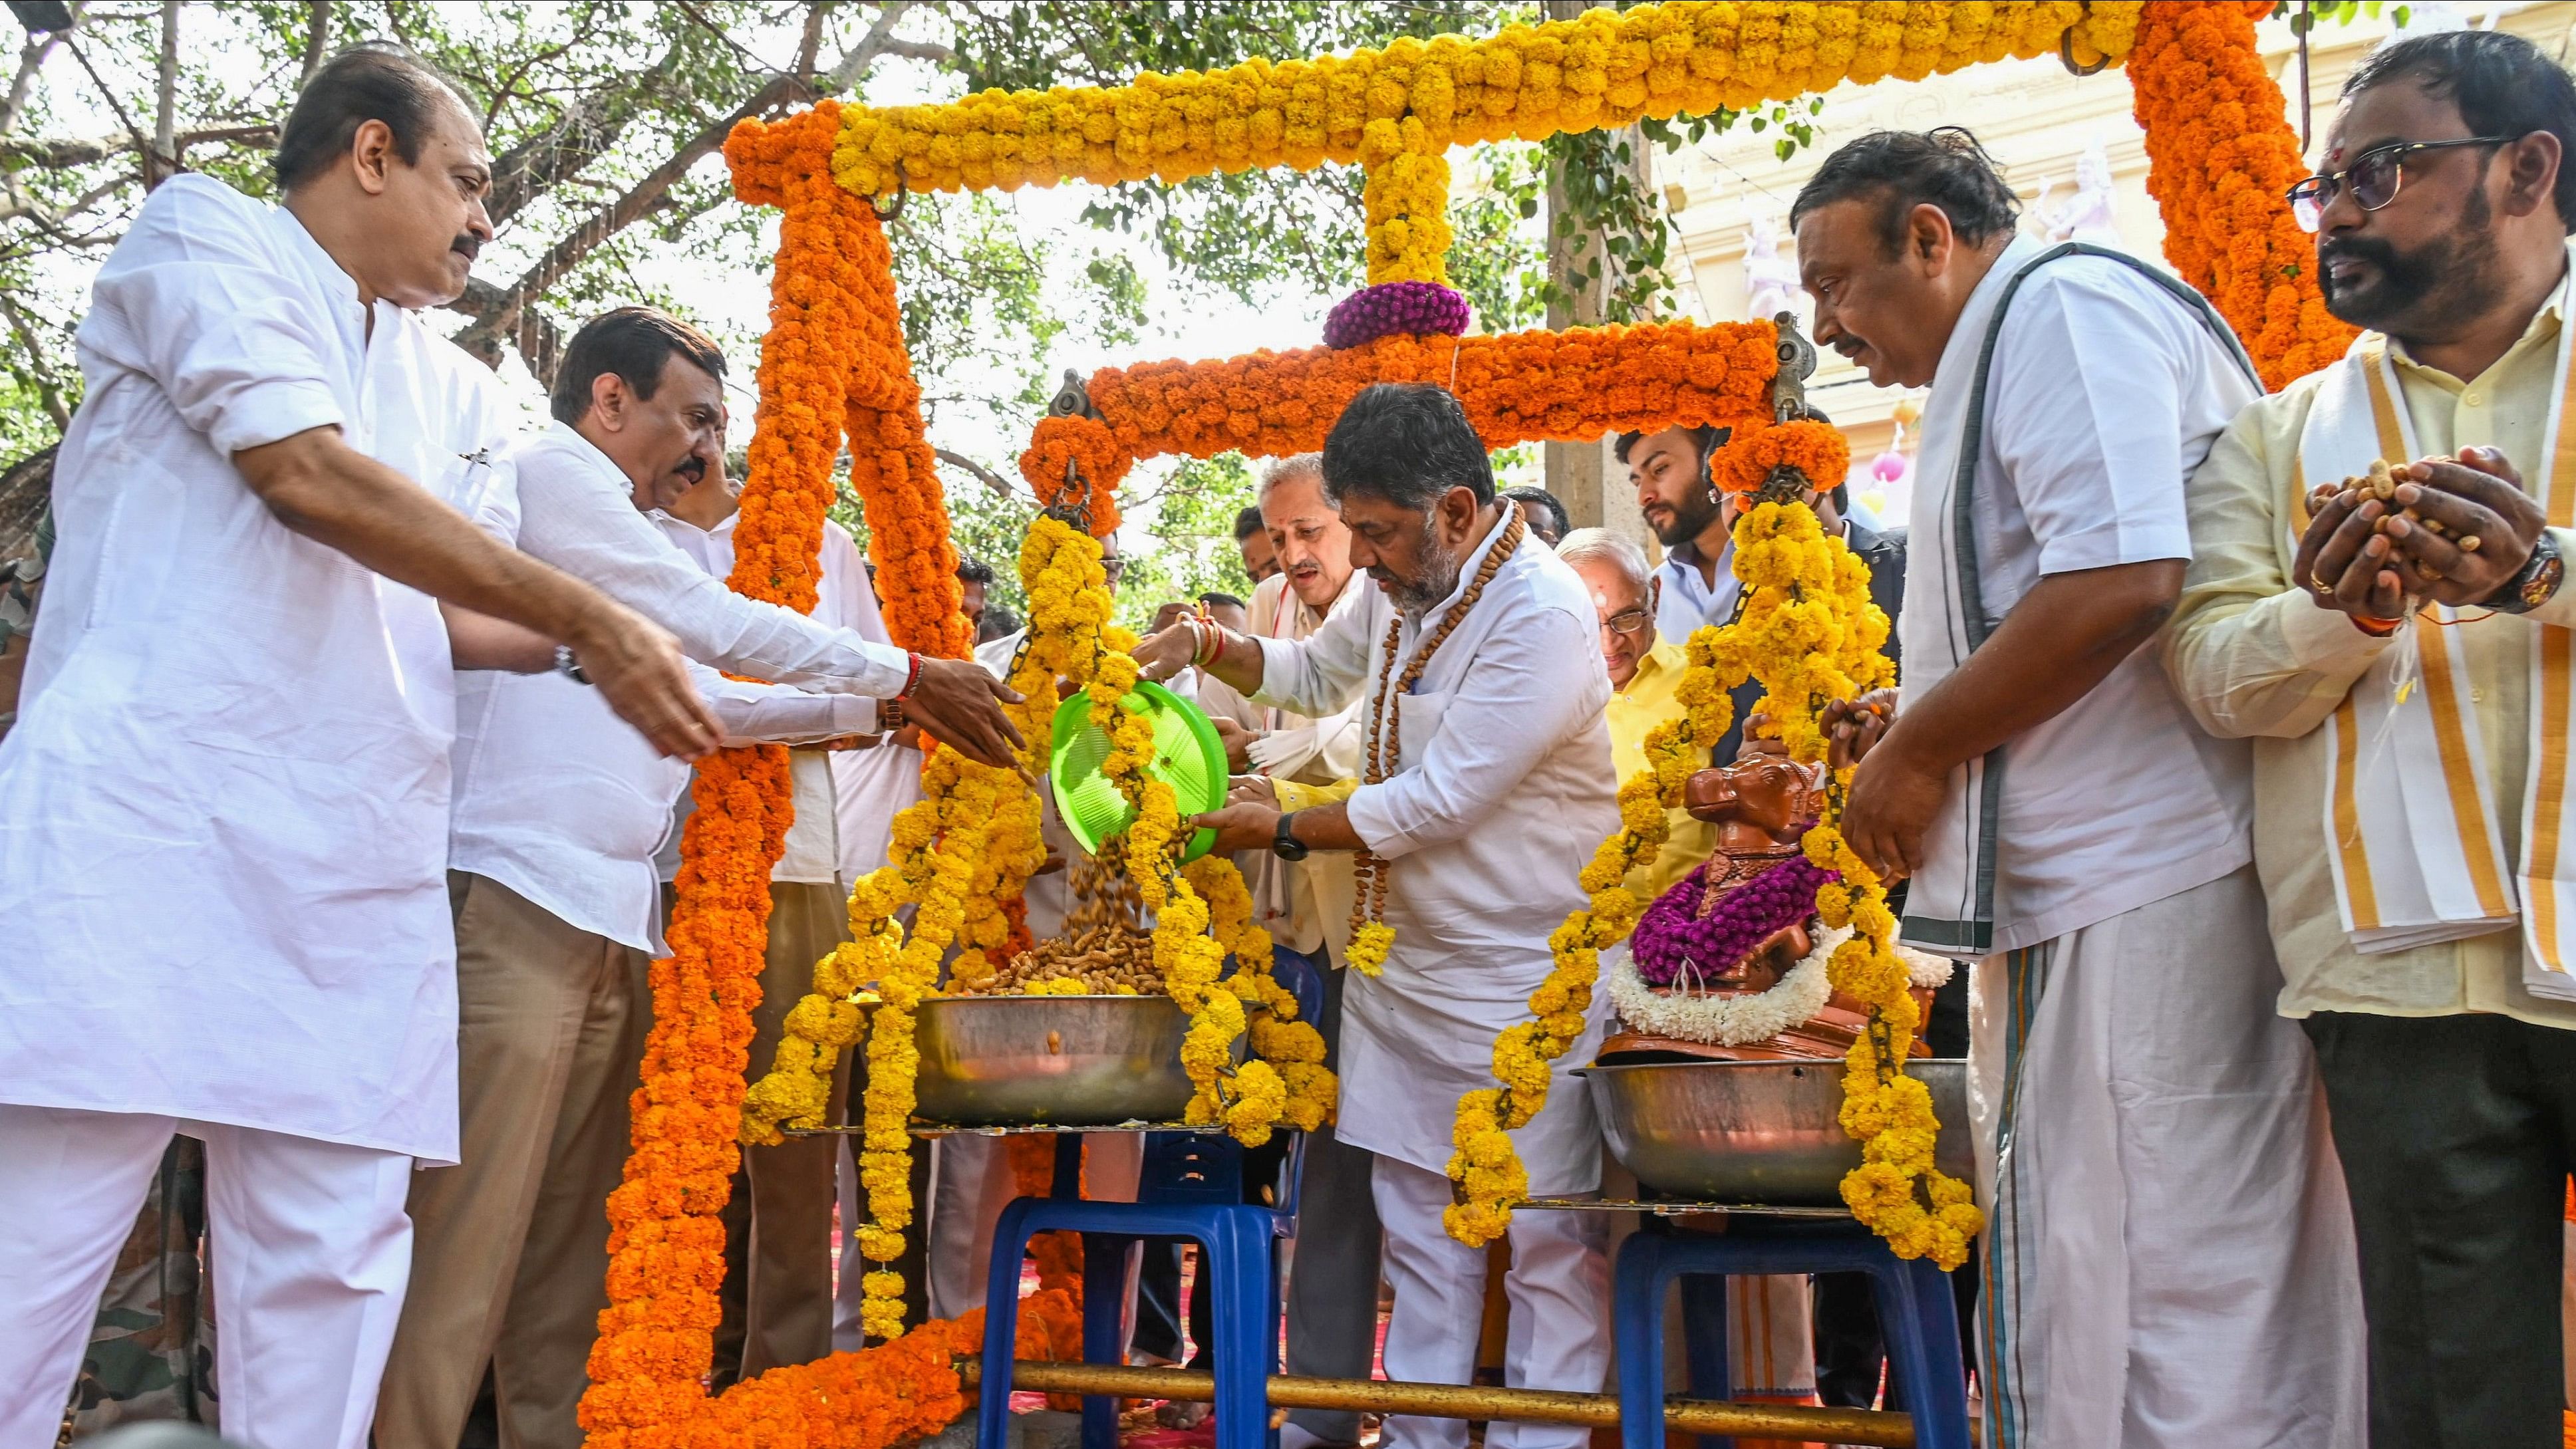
1790;126;2021;256
1233;504;1267;541
1197;590;1245;608
549;307;728;426
956;555;995;587
2343;29;2576;231
1499;485;1571;539
976;604;1022;644
1320;384;1495;510
1612;424;1729;466
273;43;467;193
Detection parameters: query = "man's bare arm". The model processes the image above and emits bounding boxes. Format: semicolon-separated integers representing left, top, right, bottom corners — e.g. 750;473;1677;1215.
235;427;718;758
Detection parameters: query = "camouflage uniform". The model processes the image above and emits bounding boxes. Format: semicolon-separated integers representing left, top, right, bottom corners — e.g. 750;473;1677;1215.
63;1136;217;1442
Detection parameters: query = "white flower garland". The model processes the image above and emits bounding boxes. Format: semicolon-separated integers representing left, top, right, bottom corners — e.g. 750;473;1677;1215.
1606;926;1956;1047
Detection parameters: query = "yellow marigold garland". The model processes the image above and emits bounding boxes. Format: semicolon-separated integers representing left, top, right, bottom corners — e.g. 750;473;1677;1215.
1443;600;1736;1246
1445;486;1975;1267
829;3;2140;200
1361;116;1451;287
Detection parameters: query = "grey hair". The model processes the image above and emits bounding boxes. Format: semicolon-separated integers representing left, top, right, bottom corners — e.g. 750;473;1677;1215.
1556;528;1651;595
1257;452;1324;500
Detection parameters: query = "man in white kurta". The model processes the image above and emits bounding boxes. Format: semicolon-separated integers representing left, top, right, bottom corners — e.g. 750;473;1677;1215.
0;53;720;1449
1791;131;2362;1447
1139;384;1620;1449
381;305;919;1449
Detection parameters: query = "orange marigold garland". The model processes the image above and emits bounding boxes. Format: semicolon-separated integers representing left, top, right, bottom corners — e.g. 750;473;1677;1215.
2130;0;2353;389
1707;418;1852;499
578;106;1002;1449
1082;319;1780;462
1018;414;1131;535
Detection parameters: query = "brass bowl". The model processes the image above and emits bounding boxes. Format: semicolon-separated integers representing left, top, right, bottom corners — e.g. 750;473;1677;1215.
912;993;1201;1126
1581;1057;1972;1206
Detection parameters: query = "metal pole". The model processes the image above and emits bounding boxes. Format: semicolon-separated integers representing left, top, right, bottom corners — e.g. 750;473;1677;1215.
960;1360;1918;1448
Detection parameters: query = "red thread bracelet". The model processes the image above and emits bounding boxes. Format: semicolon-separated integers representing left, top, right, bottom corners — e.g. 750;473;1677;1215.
898;652;924;698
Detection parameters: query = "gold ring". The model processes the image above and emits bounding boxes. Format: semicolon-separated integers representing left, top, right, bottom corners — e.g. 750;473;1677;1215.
2311;574;2336;594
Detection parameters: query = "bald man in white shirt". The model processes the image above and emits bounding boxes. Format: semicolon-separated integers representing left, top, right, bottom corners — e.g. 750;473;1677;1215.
0;47;724;1449
1794;130;2360;1448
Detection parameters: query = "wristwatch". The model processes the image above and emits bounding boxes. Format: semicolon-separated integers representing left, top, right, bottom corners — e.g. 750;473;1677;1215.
553;644;592;685
2486;531;2565;615
1272;811;1309;862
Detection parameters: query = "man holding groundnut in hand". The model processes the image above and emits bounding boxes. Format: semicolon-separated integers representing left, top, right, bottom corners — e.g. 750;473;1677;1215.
2164;29;2576;1448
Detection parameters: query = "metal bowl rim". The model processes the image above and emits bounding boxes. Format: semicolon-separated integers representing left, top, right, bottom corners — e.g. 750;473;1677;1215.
921;993;1180;1004
1576;1055;1967;1077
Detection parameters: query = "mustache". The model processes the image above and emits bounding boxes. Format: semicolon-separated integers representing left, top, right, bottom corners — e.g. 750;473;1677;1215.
674;456;707;483
450;233;482;261
2317;234;2397;274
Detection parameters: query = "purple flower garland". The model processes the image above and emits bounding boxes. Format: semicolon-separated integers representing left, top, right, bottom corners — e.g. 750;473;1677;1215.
1630;855;1837;988
1321;280;1471;349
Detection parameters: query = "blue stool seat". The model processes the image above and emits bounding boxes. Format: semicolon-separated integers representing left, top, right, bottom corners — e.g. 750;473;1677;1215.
975;954;1322;1449
1612;1220;1969;1449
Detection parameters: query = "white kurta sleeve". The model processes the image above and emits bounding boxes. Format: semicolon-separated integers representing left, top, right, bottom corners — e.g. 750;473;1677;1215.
1252;585;1378;719
1988;269;2204;577
80;176;345;458
511;441;911;696
1344;599;1602;859
690;661;877;745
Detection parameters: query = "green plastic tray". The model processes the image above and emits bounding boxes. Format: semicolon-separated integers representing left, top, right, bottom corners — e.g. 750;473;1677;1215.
1048;680;1226;864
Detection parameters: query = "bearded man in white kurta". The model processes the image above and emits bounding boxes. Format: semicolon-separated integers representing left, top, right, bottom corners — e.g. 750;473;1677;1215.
0;47;725;1449
1140;383;1620;1449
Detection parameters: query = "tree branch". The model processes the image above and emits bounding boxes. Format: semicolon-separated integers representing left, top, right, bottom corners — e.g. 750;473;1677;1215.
146;0;177;190
481;33;686;227
934;448;1020;499
1;121;273;168
1;2;75;141
821;0;947;92
0;290;70;429
794;0;828;80
299;0;331;88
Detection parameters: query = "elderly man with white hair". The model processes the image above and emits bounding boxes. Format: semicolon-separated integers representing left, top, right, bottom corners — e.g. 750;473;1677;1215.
1556;527;1814;1406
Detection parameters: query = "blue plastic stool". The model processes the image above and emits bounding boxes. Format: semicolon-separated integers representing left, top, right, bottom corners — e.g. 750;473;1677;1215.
974;954;1322;1449
1610;1219;1969;1449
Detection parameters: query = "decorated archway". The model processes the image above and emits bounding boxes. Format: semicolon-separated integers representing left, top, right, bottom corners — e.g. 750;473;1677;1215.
579;5;2346;1446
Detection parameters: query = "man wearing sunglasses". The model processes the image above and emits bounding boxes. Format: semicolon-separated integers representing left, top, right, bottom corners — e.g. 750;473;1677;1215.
2168;29;2576;1449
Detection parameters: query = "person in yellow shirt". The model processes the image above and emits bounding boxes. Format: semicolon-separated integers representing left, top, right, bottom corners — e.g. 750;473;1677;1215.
1556;529;1716;899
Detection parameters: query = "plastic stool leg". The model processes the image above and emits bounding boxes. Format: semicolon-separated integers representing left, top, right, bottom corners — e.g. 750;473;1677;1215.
1081;1232;1133;1449
1867;1255;1969;1449
1676;1272;1733;1449
1207;1214;1276;1449
1612;1236;1671;1449
979;1202;1041;1449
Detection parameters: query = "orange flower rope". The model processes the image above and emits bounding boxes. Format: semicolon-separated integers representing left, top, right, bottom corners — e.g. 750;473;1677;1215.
2130;0;2354;390
577;104;988;1449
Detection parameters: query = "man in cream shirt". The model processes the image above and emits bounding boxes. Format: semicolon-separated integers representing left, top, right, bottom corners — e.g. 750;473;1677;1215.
2169;33;2576;1446
1139;384;1619;1449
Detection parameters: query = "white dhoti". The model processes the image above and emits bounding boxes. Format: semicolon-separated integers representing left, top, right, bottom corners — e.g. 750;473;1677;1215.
1372;1156;1608;1449
0;1105;413;1449
1969;865;2364;1449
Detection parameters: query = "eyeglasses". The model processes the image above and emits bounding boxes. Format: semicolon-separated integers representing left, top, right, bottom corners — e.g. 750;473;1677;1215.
2287;136;2515;232
1598;608;1653;639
